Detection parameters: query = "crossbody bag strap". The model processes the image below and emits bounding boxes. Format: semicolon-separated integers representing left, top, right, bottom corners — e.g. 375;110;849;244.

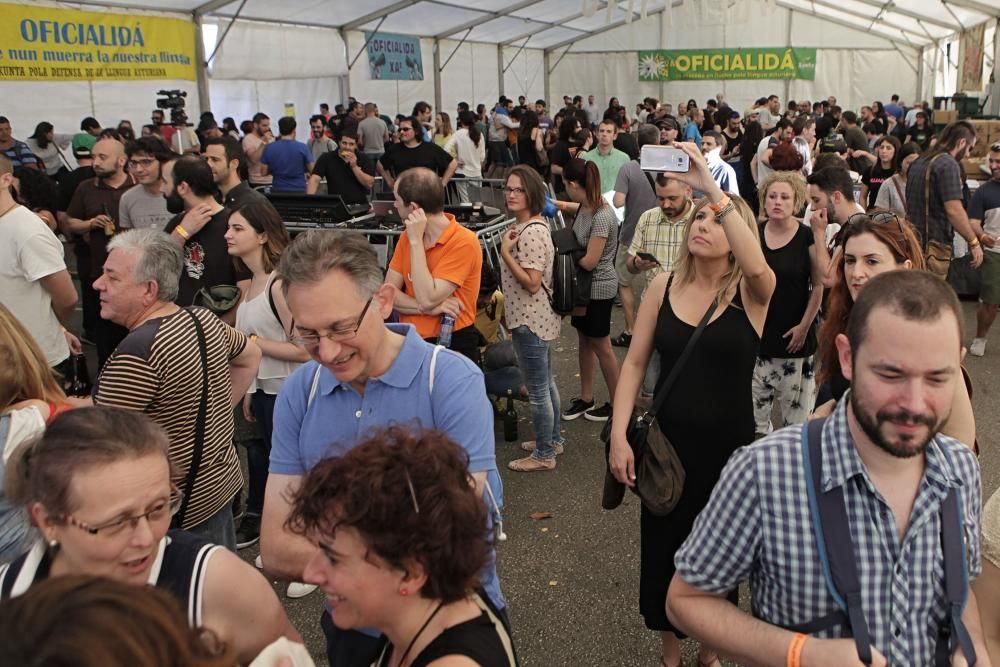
923;154;945;252
174;308;210;527
519;219;553;298
891;176;907;214
937;446;977;666
645;274;718;420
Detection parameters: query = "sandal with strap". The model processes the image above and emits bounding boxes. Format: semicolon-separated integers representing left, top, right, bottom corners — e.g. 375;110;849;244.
698;654;722;667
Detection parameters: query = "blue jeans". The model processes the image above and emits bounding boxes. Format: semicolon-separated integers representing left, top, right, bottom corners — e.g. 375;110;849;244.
185;499;237;552
247;391;277;516
511;326;563;459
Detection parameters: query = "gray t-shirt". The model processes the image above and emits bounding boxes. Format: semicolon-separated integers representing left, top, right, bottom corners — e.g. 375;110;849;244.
573;205;619;300
614;160;657;247
118;184;172;231
358;116;387;154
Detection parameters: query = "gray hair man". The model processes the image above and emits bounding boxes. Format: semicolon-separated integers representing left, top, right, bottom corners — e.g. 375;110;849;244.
92;228;261;550
260;229;504;667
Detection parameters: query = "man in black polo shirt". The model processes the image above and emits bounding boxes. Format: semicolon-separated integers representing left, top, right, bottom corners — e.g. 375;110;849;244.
204;136;265;211
162;156;237;316
307;131;374;204
377;115;456;190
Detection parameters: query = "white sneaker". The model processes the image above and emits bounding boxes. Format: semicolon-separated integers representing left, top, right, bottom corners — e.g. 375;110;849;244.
286;582;318;599
969;338;987;357
254;554;263;569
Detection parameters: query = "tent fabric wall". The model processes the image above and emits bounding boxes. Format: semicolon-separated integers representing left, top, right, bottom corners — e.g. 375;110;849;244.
208;77;343;136
551;0;921;115
438;41;501;118
206;19;347;80
502;46;546;108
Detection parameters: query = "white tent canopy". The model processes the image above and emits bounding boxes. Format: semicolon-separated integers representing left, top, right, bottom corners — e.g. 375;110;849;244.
4;0;998;139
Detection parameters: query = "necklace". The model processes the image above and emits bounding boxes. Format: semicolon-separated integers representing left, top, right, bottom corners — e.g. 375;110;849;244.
0;201;19;219
394;601;445;667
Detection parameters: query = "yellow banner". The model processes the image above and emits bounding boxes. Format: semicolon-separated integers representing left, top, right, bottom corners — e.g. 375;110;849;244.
0;3;196;81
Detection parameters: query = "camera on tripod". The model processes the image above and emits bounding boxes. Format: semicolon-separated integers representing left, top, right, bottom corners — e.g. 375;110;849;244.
156;89;188;126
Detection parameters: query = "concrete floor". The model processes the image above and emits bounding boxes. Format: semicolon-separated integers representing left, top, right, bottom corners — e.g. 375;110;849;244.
72;286;1000;667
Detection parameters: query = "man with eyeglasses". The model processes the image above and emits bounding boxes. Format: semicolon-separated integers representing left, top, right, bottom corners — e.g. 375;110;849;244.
967;142;1000;357
261;230;504;667
376;115;456;190
119;137;174;232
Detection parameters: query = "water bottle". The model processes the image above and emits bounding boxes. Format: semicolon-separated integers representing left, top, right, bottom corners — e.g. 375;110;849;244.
503;390;518;442
67;354;92;397
438;314;455;348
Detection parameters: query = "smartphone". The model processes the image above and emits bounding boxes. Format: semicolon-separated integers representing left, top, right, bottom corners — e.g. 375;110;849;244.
636;252;660;264
640;145;689;173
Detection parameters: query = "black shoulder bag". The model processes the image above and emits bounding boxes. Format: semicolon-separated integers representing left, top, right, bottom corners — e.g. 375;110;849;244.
172;308;210;529
601;275;718;515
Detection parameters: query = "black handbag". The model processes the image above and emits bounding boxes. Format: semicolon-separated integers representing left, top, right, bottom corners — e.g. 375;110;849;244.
601;278;718;515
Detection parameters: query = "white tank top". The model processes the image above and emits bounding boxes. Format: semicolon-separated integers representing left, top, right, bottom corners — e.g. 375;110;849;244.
235;273;302;394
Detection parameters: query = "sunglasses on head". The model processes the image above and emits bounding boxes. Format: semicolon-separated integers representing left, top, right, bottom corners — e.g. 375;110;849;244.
836;211;908;245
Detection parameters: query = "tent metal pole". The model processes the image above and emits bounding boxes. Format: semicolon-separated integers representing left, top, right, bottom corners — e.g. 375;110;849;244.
547;45;572;74
433;39;443;116
194;15;212;112
498;45;505;96
893;43;919;75
340;29;351;102
503;37;531;74
204;0;247;66
348;16;388;71
916;46;925;104
440;28;474;71
784;8;792;106
543;51;551;109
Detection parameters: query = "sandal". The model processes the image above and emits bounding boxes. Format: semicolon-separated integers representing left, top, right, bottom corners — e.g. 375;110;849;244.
698;654;722;667
611;331;632;347
519;441;565;455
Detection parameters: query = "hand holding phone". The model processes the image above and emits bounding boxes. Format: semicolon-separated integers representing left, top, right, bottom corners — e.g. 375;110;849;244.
636;251;660;265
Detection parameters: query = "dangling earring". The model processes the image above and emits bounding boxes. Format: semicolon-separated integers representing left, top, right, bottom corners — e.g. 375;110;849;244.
48;539;59;549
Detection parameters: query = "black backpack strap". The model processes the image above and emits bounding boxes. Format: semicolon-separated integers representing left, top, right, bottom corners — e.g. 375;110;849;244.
173;308;210;528
801;418;874;665
938;484;977;666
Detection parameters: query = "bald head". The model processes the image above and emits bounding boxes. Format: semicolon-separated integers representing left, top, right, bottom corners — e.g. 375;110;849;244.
92;137;126;179
395;167;445;214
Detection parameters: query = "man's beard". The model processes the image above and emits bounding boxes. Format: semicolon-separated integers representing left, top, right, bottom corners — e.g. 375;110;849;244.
165;191;186;214
849;388;942;459
94;166;117;179
827;200;840;226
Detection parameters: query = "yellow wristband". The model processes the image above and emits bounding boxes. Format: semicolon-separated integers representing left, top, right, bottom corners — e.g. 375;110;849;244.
250;334;258;344
968;236;980;248
175;225;190;240
786;633;808;667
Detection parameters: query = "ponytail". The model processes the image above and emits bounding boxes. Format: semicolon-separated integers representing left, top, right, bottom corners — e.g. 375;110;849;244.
562;158;606;212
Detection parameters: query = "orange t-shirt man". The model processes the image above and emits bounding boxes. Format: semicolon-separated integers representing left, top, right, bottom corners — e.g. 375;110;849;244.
387;212;482;339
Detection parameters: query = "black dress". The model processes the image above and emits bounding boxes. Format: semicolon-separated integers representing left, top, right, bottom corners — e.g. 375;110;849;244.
639;279;759;632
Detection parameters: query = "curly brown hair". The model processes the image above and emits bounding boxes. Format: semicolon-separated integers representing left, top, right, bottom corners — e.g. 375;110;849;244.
0;575;234;667
817;212;924;386
286;426;490;603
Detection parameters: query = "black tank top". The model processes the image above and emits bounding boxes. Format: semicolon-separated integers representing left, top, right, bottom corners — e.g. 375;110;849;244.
374;594;517;667
0;529;220;627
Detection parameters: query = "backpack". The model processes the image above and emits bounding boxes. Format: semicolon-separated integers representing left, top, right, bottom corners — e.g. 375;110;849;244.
791;417;976;666
522;221;588;316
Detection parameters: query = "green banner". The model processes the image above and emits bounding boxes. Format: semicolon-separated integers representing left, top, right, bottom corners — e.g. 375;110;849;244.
638;48;816;81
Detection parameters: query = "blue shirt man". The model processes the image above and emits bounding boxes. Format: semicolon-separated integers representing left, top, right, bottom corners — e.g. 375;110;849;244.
261;230;504;667
261;116;314;193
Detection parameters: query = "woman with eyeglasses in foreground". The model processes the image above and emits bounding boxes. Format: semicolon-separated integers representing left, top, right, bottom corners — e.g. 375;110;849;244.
0;406;301;664
290;425;517;667
813;211;976;448
226;199;309;551
609;142;775;667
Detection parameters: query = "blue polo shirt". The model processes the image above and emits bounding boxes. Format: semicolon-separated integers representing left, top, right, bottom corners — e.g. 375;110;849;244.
271;324;505;617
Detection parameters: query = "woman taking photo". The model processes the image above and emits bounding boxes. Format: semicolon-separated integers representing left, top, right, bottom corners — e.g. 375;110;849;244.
814;212;976;446
860;135;901;210
0;406;300;664
499;166;564;472
225;199;309;549
291;426;517;667
515;110;545;175
609;141;775;667
751;171;825;436
443;111;486;204
552;158;620;422
874;141;921;215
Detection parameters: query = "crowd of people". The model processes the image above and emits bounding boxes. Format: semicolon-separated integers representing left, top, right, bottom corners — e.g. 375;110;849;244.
1;86;1000;667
